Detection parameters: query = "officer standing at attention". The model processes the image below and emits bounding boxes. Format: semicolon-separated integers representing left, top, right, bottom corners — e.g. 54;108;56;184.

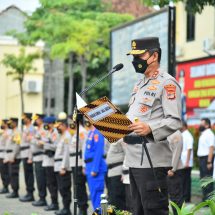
124;37;182;215
106;139;126;210
5;118;21;198
68;118;88;215
0;119;10;194
31;114;47;207
42;116;59;211
19;113;35;202
54;114;71;215
84;124;107;210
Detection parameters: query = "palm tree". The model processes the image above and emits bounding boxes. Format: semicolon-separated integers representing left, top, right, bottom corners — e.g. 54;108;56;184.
1;47;39;115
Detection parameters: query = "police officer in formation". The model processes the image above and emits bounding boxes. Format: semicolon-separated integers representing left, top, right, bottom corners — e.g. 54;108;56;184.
68;118;88;215
0;119;10;194
84;123;107;211
124;37;182;215
5;118;21;198
42;116;59;211
54;116;72;215
19;113;35;202
31;114;47;206
106;139;125;210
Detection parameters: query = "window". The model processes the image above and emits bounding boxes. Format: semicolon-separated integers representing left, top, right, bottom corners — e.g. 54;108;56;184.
51;98;55;108
187;12;195;41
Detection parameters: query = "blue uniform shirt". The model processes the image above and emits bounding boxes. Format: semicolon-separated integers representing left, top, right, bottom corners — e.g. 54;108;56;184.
84;128;107;175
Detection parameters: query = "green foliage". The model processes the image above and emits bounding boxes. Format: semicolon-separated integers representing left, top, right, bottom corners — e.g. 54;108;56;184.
140;0;215;13
1;48;40;82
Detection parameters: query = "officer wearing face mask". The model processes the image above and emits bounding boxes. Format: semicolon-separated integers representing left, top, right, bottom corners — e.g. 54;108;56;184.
197;118;215;201
123;37;182;215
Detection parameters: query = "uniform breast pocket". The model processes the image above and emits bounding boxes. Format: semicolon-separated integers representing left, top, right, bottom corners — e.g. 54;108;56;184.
137;97;155;119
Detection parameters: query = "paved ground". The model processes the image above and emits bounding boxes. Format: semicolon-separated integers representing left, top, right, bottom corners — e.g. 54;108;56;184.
0;165;93;215
0;167;212;215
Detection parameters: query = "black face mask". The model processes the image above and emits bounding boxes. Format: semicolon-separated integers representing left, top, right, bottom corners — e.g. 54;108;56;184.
199;125;206;132
44;124;49;130
33;121;38;127
57;128;62;134
132;55;152;74
1;125;5;130
21;119;25;125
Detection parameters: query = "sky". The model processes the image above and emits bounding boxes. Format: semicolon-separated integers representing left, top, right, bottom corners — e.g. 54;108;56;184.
0;0;40;12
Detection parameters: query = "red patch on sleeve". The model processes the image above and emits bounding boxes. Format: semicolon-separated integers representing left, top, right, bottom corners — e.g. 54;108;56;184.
94;134;99;142
140;105;149;113
164;84;176;100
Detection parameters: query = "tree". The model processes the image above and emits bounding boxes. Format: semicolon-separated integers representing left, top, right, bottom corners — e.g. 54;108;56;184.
1;48;40;115
140;0;215;13
24;0;133;113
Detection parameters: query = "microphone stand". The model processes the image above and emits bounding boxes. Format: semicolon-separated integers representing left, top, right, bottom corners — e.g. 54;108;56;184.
72;65;123;215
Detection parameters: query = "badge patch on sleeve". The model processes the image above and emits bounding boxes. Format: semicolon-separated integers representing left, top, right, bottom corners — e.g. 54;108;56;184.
94;134;99;142
151;80;160;85
164;84;176;100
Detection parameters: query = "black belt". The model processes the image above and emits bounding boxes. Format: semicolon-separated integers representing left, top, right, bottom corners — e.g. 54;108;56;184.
0;150;5;152
123;135;147;144
44;150;55;157
20;146;30;151
108;161;123;169
54;158;62;162
122;170;129;175
84;155;106;164
70;151;81;157
33;152;44;156
6;150;12;153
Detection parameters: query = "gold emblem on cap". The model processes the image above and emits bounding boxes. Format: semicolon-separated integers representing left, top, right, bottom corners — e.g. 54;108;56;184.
132;41;136;50
138;64;142;68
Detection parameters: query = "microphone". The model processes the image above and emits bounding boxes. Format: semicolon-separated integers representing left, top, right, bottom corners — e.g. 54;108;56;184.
111;63;124;74
80;63;124;96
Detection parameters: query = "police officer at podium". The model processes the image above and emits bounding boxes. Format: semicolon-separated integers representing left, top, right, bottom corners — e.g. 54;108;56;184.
123;37;182;215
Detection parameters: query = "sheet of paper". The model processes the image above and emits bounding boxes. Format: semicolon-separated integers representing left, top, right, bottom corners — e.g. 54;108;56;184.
78;96;132;143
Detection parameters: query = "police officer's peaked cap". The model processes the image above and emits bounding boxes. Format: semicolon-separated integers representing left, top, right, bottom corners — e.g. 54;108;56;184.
127;37;160;55
43;116;56;124
22;113;32;120
32;114;46;121
10;118;19;124
2;119;9;124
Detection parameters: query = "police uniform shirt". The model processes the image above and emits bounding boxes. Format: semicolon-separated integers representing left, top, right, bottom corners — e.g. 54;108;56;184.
21;124;35;159
69;125;86;168
106;140;125;177
181;129;194;167
54;130;71;172
30;126;46;162
167;130;183;171
125;69;182;168
42;128;59;167
197;128;215;157
5;128;21;161
0;129;11;159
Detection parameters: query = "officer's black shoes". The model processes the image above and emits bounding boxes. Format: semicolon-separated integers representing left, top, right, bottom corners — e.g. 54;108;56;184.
44;203;59;211
19;193;35;202
55;208;72;215
6;191;19;198
0;187;9;194
32;199;47;207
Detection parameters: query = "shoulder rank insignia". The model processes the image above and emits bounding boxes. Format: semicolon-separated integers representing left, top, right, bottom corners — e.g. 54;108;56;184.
151;80;160;85
164;84;176;100
147;86;157;91
94;134;99;142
